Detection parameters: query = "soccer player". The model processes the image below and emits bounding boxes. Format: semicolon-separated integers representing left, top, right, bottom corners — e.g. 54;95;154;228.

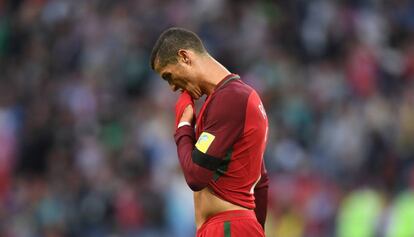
150;27;269;237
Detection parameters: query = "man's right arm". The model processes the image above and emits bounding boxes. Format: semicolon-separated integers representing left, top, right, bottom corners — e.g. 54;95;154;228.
174;90;247;192
174;125;217;191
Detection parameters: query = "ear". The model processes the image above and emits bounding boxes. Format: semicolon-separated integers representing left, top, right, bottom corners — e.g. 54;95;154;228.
178;49;191;65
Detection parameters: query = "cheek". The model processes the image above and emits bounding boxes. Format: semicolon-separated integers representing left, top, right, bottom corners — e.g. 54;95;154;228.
183;74;197;85
178;67;195;81
174;67;196;87
175;73;191;86
171;77;188;91
174;76;187;86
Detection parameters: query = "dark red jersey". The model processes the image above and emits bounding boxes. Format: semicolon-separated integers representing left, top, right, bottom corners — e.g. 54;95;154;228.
174;74;269;227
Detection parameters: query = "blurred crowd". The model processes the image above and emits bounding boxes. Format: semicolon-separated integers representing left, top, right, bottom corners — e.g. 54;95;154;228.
1;0;414;236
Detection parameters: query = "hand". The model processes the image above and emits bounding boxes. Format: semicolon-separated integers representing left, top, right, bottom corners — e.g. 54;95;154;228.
175;91;195;127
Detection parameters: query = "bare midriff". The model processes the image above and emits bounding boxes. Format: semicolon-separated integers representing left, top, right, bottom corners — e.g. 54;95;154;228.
194;187;248;229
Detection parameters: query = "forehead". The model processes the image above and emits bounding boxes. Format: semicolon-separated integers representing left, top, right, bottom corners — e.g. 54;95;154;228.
154;57;167;73
155;59;178;75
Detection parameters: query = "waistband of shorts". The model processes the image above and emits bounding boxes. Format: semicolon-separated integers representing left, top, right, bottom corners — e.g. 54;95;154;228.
198;210;257;232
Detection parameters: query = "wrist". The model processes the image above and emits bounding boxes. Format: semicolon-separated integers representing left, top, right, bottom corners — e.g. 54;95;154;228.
177;121;191;128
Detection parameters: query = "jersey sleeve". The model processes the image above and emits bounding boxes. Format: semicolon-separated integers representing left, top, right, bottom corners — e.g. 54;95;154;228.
192;90;247;166
254;161;269;229
174;89;249;191
174;125;213;191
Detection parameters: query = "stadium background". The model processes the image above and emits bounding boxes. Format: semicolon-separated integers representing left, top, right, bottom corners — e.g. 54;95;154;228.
1;0;414;236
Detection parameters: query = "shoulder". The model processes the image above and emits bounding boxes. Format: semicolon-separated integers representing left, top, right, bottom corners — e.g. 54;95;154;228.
210;79;253;106
204;79;253;121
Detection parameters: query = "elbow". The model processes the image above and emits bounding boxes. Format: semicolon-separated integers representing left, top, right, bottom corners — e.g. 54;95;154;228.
184;170;208;192
187;181;205;192
180;155;213;192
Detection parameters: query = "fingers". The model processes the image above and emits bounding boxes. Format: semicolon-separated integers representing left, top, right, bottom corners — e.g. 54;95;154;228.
175;91;195;127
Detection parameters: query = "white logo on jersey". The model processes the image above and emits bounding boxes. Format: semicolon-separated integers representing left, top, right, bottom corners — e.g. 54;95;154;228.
250;175;262;194
258;103;267;119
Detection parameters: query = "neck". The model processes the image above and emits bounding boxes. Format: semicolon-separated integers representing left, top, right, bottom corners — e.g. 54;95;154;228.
199;54;231;96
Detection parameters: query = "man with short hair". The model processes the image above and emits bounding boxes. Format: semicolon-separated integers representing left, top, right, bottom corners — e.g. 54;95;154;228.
150;27;269;237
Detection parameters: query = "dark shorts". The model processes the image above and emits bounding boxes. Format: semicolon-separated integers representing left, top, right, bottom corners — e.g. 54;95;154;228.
196;210;265;237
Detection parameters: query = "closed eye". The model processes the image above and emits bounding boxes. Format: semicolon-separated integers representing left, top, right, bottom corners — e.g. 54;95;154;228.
161;73;172;83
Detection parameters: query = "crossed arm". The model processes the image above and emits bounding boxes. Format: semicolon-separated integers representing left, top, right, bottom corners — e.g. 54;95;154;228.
174;124;269;228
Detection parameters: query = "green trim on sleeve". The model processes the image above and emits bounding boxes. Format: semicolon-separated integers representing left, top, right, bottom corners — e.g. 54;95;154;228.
213;149;232;181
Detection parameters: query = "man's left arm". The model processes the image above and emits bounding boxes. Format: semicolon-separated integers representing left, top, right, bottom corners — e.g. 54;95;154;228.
254;162;269;229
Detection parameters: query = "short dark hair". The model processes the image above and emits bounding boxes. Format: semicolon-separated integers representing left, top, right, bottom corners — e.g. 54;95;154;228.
150;27;206;70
